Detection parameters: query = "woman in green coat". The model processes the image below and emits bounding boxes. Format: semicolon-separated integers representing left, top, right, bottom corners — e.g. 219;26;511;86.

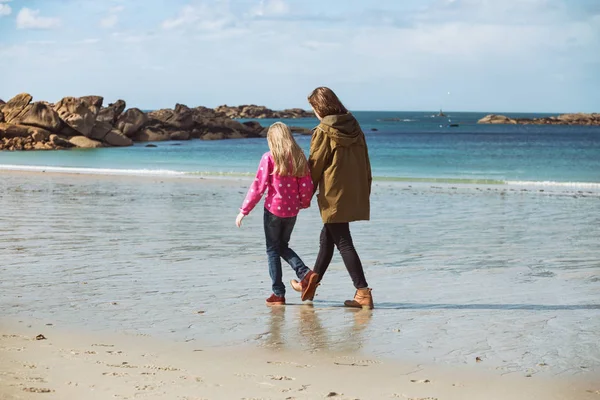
291;87;374;309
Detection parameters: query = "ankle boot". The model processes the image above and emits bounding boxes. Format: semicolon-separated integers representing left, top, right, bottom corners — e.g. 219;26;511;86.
344;288;374;309
290;271;319;301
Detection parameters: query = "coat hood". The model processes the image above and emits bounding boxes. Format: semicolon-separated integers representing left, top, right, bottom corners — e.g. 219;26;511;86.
319;113;362;147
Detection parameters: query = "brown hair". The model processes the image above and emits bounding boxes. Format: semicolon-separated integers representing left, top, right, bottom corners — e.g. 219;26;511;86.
307;87;348;118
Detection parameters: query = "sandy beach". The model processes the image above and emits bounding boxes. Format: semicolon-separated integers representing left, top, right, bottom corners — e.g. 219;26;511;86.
1;170;599;399
1;318;598;400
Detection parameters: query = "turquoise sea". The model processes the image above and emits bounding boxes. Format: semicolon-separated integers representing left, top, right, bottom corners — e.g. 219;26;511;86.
1;111;599;378
1;111;599;186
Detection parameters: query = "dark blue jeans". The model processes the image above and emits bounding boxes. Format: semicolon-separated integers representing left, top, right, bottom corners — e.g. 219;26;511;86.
264;208;310;297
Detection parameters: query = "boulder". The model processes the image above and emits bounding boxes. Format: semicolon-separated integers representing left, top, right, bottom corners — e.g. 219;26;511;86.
2;93;33;123
0;123;31;138
170;131;190;140
133;126;170;142
54;97;97;136
116;108;148;137
0;110;4;123
201;132;226;140
11;102;62;132
69;135;103;148
242;121;264;134
49;134;75;148
79;96;104;115
192;106;222;119
0;125;24;140
0;99;5;105
89;121;113;141
28;126;52;142
477;114;517;124
170;103;194;130
148;104;194;130
104;130;133;147
147;108;174;123
214;104;313;119
97;99;126;123
2;137;30;151
33;142;48;150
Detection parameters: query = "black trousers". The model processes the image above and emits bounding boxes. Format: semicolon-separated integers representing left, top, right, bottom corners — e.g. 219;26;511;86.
313;223;368;289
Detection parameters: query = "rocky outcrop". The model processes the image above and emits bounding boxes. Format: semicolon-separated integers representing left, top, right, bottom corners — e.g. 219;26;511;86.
69;136;103;148
53;97;97;137
214;104;313;119
104;130;133;147
97;100;126;124
478;113;600;126
116;108;148;137
477;114;518;124
0;123;31;138
1;93;305;151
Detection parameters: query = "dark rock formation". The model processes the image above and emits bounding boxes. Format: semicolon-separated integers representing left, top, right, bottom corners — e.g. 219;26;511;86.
478;113;600;126
0;93;312;151
214;104;313;119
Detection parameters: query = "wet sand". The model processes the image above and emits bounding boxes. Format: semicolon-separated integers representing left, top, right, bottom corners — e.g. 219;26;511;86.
1;319;598;400
1;170;599;399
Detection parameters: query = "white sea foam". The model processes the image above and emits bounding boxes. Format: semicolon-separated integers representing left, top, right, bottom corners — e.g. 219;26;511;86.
0;164;186;176
507;180;600;189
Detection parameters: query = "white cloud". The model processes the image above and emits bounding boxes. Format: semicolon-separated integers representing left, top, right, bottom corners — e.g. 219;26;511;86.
100;14;118;28
161;3;234;31
162;5;197;30
16;8;61;30
251;0;290;17
0;3;11;16
100;5;124;29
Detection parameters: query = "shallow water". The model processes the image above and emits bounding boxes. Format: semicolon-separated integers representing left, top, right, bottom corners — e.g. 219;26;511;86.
0;173;598;377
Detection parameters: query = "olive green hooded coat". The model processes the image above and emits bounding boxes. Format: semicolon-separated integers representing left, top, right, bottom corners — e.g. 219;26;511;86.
309;113;372;224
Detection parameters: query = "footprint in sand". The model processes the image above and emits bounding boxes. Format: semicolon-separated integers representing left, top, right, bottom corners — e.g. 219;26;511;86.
22;387;55;393
106;362;138;369
103;372;129;377
334;357;381;365
142;364;180;371
268;375;295;381
23;377;46;383
267;361;312;368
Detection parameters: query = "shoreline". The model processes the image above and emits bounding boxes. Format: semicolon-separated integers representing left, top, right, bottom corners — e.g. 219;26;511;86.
1;317;598;400
1;167;599;195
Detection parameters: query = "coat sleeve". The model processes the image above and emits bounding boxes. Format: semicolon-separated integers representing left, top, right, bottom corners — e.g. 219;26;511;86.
240;155;270;215
308;128;331;195
298;169;314;209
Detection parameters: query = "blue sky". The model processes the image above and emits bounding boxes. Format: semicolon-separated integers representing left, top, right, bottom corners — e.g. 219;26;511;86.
0;0;599;112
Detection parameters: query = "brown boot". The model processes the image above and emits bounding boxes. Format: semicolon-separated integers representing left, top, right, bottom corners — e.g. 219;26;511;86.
344;288;374;309
290;271;319;301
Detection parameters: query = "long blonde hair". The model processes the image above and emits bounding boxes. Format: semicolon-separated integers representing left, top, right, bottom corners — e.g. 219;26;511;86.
267;122;308;177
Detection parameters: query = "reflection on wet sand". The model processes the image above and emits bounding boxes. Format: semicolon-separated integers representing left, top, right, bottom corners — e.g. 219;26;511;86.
263;305;373;355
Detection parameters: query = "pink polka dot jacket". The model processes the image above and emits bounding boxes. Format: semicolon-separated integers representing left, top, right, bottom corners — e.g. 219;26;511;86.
240;152;314;218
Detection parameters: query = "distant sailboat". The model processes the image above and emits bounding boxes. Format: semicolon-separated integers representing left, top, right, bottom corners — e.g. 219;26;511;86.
438;109;446;117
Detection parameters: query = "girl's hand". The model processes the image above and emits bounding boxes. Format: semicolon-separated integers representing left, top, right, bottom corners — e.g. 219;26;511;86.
236;212;246;228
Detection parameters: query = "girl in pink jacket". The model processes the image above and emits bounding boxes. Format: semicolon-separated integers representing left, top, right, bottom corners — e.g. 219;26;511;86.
236;122;315;306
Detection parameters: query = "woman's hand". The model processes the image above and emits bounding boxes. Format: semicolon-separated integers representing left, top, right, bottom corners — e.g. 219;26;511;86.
235;212;246;228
